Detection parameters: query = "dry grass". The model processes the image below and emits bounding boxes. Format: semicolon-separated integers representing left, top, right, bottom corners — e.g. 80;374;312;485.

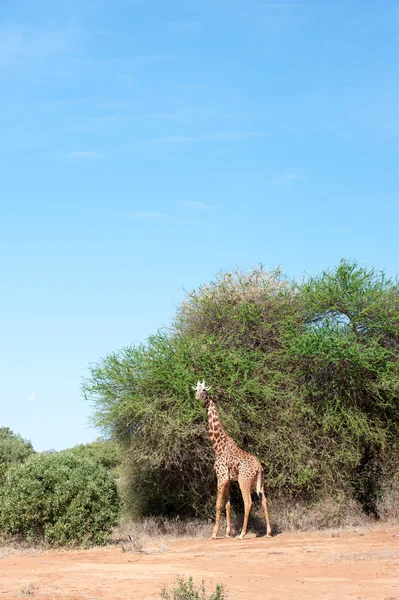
0;534;43;559
110;496;379;551
111;491;399;550
2;491;398;557
258;492;398;535
377;483;399;522
110;516;212;553
270;496;374;533
18;582;38;596
0;534;101;558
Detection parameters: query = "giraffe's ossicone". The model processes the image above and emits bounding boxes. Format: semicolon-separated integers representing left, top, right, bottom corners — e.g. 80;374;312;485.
193;380;272;539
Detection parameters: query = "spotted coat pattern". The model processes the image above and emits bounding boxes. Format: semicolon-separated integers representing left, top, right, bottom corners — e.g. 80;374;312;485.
196;385;272;539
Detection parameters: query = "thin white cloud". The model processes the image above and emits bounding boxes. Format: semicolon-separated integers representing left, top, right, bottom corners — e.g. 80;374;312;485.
71;115;124;132
149;132;269;144
28;392;37;402
168;22;200;31
180;201;216;210
145;107;234;123
43;97;95;107
129;212;205;225
88;30;124;38
177;83;209;91
0;23;79;64
74;54;181;66
258;3;304;7
68;151;101;158
133;54;181;62
131;211;168;220
145;112;182;121
269;169;304;185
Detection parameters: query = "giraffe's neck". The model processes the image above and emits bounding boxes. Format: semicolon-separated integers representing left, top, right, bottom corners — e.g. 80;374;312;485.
206;399;228;456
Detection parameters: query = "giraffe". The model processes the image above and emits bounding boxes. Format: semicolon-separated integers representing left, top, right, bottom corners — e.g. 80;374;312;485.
193;380;272;540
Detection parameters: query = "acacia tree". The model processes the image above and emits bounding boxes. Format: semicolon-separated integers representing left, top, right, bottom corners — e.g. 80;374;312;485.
83;261;399;518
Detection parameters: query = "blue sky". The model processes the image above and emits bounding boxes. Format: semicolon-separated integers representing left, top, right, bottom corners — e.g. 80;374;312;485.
1;0;398;451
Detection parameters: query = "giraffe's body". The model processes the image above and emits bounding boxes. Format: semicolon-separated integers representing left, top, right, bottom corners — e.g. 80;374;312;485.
194;380;272;539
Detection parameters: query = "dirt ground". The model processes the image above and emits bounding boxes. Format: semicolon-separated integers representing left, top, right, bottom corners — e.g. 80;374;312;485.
1;525;399;600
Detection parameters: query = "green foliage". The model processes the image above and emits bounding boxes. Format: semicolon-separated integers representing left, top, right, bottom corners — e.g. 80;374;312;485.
0;427;35;484
83;261;399;519
0;452;121;545
61;439;121;473
160;577;225;600
287;260;399;514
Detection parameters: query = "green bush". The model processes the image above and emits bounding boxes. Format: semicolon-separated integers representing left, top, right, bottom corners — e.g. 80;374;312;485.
61;439;121;473
83;261;399;519
0;452;121;545
160;576;225;600
0;427;35;484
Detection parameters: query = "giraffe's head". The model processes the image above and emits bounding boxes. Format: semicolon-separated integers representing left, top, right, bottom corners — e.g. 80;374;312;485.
192;379;212;406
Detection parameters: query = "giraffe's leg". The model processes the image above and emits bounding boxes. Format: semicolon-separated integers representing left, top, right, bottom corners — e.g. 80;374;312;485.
212;480;228;539
225;482;231;538
261;490;272;537
238;481;252;540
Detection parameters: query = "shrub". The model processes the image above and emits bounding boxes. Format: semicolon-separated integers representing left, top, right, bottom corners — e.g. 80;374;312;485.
0;427;35;484
61;439;121;473
160;576;225;600
0;452;121;545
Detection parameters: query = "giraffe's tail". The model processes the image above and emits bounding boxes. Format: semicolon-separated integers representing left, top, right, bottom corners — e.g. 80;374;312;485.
256;469;263;503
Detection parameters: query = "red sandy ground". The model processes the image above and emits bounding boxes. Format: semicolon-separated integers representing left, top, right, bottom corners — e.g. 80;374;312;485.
1;525;399;599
